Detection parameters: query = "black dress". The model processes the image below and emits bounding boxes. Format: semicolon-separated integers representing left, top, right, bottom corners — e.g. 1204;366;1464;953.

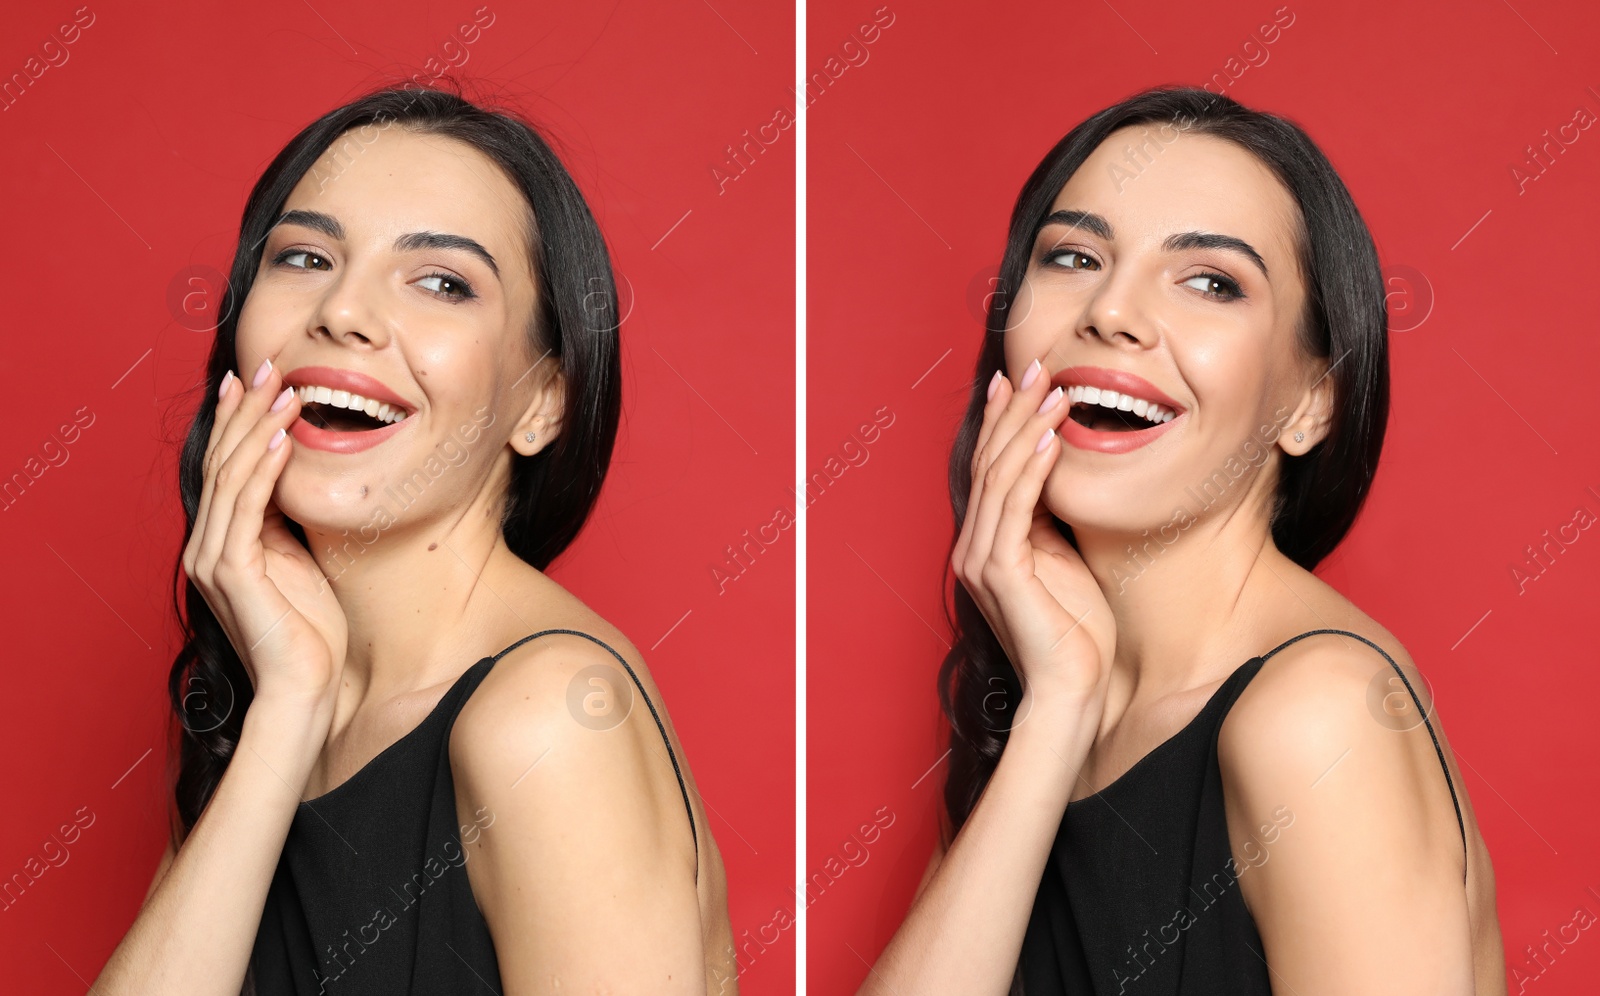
249;629;698;995
1018;628;1467;994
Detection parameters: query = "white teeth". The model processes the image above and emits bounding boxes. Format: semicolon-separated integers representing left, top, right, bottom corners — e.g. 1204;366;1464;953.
1065;384;1177;425
294;383;408;424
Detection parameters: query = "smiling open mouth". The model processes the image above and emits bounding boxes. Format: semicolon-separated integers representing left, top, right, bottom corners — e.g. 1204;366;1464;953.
1067;404;1152;433
294;386;409;433
1064;385;1178;433
300;403;391;432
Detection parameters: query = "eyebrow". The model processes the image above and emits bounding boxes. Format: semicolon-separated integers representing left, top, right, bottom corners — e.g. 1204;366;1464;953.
1035;208;1269;280
270;209;501;279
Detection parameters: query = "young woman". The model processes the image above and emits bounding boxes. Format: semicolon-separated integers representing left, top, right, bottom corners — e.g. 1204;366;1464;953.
93;85;735;995
861;87;1505;994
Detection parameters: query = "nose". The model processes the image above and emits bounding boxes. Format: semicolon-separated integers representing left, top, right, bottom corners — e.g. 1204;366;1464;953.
1075;259;1159;350
308;261;390;348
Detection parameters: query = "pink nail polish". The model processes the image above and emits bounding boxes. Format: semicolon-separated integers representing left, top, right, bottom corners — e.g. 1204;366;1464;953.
1036;386;1063;414
252;357;272;389
218;370;233;400
1036;427;1054;453
270;386;294;412
268;427;287;451
987;369;1004;401
1020;358;1042;391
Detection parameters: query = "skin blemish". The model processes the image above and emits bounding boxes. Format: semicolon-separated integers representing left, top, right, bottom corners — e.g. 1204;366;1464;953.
360;485;368;497
428;542;438;551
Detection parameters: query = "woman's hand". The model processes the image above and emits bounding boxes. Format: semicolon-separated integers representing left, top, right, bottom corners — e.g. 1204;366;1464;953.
951;357;1117;721
181;358;348;718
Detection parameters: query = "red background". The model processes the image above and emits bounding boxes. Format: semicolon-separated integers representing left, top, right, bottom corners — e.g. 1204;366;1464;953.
0;1;794;992
807;1;1600;993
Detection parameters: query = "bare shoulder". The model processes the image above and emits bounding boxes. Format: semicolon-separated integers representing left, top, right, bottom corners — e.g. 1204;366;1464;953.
1228;621;1422;732
1221;620;1430;794
449;562;670;784
1218;619;1468;881
1211;618;1488;988
451;558;707;873
449;624;688;847
446;618;706;989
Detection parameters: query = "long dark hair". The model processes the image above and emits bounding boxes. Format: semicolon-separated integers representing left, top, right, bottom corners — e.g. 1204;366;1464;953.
937;82;1389;924
165;84;622;846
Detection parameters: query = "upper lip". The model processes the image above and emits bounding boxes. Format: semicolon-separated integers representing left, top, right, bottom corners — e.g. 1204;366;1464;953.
281;365;415;414
1051;365;1185;413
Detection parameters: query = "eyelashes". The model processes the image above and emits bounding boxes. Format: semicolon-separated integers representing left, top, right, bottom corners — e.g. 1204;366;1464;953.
268;248;478;302
271;248;331;272
1035;246;1245;302
1182;271;1244;302
414;272;477;301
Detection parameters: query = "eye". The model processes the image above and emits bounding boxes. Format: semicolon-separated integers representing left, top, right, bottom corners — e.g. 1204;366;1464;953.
416;272;476;301
1039;247;1101;271
272;248;332;271
1181;271;1245;301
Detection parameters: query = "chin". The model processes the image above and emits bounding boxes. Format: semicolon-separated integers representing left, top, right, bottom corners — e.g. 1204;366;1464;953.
272;469;390;536
1042;475;1183;540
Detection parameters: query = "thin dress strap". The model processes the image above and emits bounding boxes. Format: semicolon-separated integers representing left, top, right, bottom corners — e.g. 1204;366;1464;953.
492;628;700;881
1259;628;1467;878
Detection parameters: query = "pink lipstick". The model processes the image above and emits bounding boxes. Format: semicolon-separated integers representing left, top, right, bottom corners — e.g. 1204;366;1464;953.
1051;365;1187;455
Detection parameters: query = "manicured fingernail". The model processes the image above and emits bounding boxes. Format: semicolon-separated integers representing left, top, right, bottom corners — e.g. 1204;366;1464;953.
267;427;286;450
1036;427;1055;453
218;370;233;400
1037;386;1063;414
987;369;1004;401
270;386;294;412
252;357;272;388
1020;358;1042;391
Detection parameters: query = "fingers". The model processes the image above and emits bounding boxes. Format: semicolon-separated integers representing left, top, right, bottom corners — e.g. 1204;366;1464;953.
955;371;1006;569
972;357;1052;484
965;378;1070;579
219;405;295;587
955;356;1053;568
184;368;244;579
192;360;301;583
970;367;1015;476
214;429;302;656
213;358;285;482
988;419;1062;574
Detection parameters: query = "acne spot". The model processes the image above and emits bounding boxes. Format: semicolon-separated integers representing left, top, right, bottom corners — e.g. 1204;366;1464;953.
359;485;368;497
428;542;438;551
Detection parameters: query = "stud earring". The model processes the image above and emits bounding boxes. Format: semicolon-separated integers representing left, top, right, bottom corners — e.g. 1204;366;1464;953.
525;431;536;443
1293;431;1305;443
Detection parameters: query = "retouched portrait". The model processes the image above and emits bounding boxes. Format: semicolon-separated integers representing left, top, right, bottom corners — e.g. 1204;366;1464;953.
806;3;1597;995
1;4;793;994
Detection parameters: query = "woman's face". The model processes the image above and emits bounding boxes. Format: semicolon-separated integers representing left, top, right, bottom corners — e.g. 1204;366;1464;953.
234;125;556;543
1004;124;1322;540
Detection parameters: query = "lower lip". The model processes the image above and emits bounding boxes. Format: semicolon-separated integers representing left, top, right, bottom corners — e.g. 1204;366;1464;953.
1059;409;1184;454
289;413;413;453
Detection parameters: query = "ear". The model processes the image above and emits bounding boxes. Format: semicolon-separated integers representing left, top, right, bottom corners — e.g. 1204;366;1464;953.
1280;359;1336;456
510;364;566;458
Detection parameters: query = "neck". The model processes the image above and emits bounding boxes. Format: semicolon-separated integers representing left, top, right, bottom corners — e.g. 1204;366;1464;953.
1071;499;1298;699
298;483;523;700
